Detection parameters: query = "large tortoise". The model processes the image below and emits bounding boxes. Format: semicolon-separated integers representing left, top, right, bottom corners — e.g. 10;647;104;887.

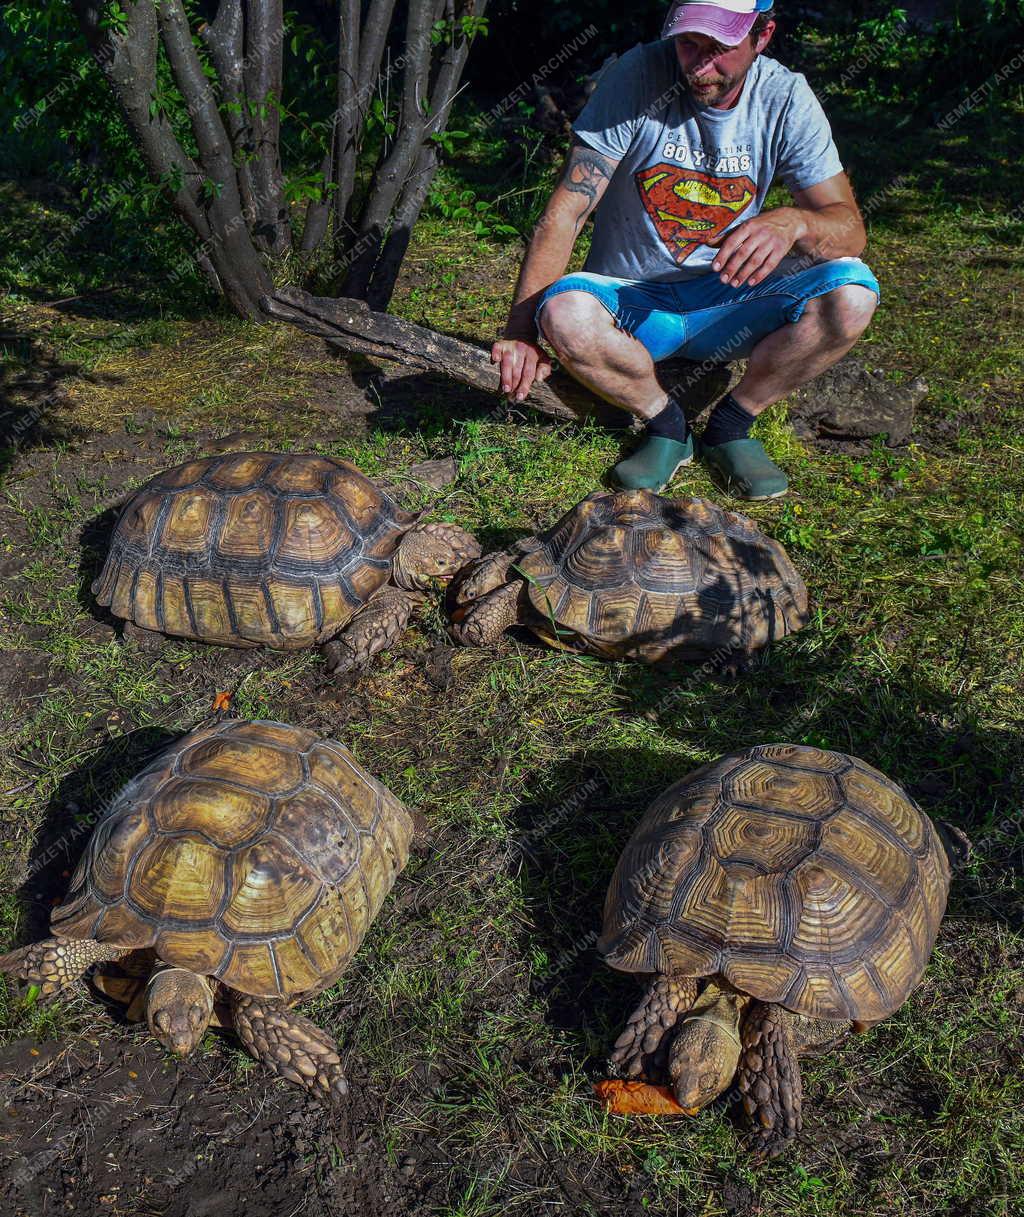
0;718;413;1103
449;489;807;663
92;452;479;673
599;744;963;1152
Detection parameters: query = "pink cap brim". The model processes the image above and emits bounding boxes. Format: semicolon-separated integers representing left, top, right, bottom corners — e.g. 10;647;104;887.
662;4;756;46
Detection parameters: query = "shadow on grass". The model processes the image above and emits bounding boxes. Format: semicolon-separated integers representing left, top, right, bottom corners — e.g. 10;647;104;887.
8;728;178;947
510;642;1022;1067
0;340;88;476
76;501;124;629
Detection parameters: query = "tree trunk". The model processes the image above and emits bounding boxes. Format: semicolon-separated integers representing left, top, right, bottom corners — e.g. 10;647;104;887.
71;0;273;320
70;0;487;320
244;0;292;255
338;0;489;300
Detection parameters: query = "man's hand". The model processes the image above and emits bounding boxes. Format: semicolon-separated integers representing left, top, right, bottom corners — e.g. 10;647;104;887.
707;207;808;288
491;337;553;403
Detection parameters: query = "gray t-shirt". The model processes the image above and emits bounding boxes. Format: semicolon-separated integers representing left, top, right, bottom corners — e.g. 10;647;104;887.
572;41;843;281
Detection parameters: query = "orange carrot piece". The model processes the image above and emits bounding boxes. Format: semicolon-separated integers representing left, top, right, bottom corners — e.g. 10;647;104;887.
593;1079;696;1117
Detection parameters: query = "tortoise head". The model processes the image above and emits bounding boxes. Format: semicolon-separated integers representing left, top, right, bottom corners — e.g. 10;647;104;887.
394;522;481;590
146;966;215;1057
667;983;746;1112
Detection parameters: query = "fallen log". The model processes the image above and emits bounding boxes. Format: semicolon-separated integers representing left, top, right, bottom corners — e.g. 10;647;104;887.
260;286;586;422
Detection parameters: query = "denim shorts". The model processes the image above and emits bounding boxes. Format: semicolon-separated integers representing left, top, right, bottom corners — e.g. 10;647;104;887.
535;258;880;363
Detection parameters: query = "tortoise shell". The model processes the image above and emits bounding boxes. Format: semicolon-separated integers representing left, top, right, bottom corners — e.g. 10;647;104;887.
598;744;951;1024
92;453;415;648
53;719;413;1001
515;490;808;660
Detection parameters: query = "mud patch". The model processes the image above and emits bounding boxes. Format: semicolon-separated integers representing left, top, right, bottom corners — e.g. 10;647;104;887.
0;1032;425;1217
0;650;52;705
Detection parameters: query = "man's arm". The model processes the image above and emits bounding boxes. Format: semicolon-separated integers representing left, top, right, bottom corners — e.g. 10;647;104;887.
706;172;867;289
493;141;620;401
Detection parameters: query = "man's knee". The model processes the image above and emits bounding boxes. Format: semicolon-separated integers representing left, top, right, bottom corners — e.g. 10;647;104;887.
537;290;611;362
805;283;878;345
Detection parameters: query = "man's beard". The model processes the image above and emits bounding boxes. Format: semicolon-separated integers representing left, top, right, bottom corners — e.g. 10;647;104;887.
685;69;742;105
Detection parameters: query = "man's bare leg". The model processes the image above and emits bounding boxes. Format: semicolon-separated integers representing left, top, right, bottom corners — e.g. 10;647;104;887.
537;290;667;420
729;285;878;413
539;290;695;492
700;284;877;499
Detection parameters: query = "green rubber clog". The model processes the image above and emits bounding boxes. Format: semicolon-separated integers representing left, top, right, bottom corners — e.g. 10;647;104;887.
699;437;788;501
612;434;694;493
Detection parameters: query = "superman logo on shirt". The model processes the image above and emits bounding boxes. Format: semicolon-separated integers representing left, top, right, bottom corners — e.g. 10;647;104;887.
635;164;756;263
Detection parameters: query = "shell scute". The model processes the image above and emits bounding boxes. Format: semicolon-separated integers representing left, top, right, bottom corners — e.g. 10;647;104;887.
220;838;322;936
127;835;226;922
600;745;952;1023
93;453;412;646
52;720;412;1001
272;789;360;885
203;453;275;489
152;777;272;847
179;734;304;796
217;491;276;559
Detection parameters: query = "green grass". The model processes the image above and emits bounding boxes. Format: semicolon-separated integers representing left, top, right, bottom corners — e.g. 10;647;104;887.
1;53;1023;1217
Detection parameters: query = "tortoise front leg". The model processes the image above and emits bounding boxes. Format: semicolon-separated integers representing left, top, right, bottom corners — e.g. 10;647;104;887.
321;587;426;675
0;938;127;998
230;992;348;1105
609;975;698;1081
737;1003;847;1155
448;581;525;647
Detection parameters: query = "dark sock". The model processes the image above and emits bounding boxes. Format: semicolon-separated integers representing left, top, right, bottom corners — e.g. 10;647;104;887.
645;399;689;443
702;392;757;447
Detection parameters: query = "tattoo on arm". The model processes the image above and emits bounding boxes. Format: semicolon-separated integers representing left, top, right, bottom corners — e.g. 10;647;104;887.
560;143;617;233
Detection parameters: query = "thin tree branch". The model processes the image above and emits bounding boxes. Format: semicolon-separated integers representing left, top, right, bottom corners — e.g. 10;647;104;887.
366;144;439;309
158;0;273;316
243;0;292;254
158;0;238;188
355;0;399;132
200;0;259;224
301;146;335;253
348;0;489;300
339;0;437;295
332;0;361;234
70;0;210;238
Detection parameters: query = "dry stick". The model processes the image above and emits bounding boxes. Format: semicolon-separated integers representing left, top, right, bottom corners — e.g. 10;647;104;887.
260;286;588;421
244;0;292;255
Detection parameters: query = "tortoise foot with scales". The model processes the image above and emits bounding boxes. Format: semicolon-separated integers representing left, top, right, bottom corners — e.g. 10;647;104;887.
599;744;965;1155
448;489;808;666
92;452;480;675
0;718;414;1105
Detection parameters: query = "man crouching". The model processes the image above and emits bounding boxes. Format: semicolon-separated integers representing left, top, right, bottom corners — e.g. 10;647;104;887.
492;0;879;500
